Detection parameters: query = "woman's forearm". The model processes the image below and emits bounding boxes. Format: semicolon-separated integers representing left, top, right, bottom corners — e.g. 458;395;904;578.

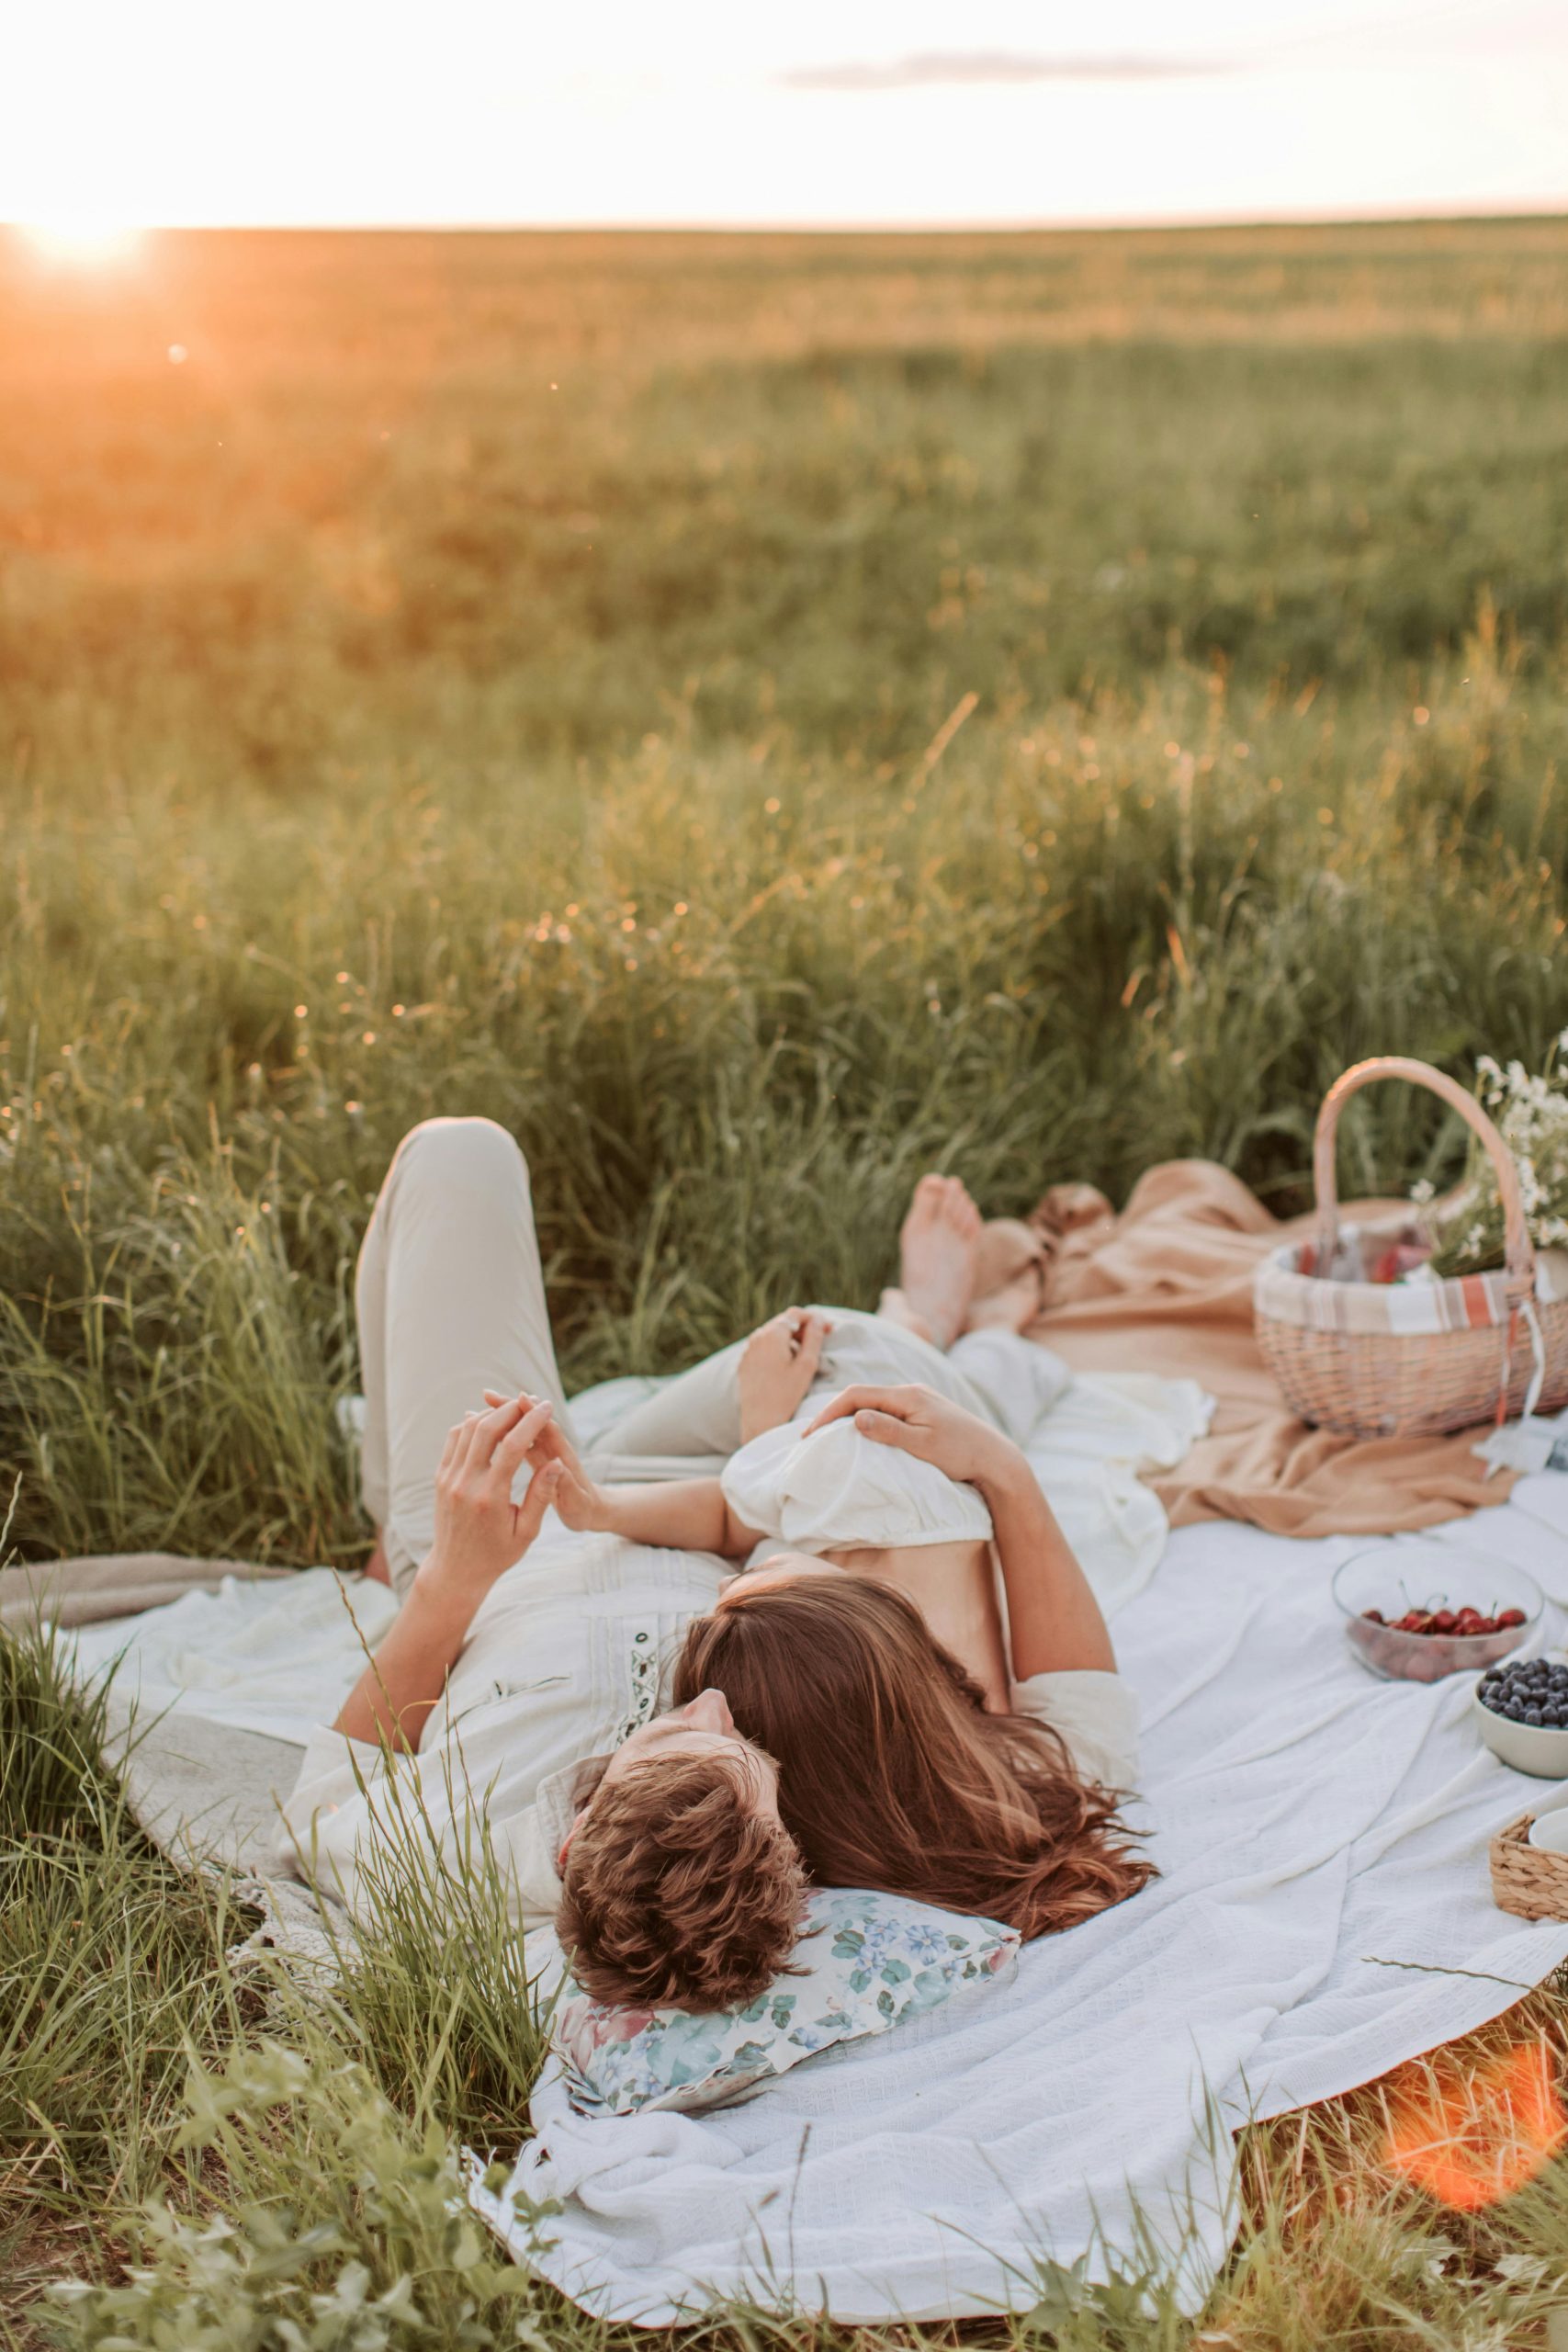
975;1449;1115;1680
333;1557;484;1751
597;1477;750;1556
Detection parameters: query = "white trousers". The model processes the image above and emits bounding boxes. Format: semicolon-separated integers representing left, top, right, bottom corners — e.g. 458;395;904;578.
355;1118;581;1592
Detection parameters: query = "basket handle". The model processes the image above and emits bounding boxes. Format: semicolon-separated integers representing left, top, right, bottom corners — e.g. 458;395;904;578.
1313;1054;1535;1297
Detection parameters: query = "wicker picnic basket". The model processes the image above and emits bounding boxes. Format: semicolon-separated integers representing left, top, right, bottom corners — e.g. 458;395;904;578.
1491;1813;1568;1923
1254;1056;1568;1440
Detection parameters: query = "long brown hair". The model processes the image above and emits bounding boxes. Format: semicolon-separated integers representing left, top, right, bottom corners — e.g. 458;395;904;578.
674;1577;1154;1939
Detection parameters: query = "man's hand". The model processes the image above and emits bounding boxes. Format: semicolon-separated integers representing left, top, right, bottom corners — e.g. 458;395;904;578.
738;1307;833;1442
417;1393;561;1603
800;1381;1021;1492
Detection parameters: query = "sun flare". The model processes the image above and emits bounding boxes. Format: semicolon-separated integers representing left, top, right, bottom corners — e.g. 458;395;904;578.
17;217;147;268
1383;2042;1566;2211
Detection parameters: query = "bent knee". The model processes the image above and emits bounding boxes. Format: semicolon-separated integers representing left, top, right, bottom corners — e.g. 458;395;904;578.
391;1114;529;1195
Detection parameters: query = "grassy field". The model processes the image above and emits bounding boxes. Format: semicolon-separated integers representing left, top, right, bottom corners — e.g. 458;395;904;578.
5;216;1568;2346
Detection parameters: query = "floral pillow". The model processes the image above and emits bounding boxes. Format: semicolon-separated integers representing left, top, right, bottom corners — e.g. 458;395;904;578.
553;1887;1020;2119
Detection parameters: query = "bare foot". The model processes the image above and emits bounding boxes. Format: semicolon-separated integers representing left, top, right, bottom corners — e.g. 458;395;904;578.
964;1218;1049;1335
897;1174;981;1351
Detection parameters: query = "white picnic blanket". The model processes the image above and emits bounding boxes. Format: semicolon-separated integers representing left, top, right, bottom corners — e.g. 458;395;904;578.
62;1367;1568;2324
473;1472;1568;2325
67;1567;401;1747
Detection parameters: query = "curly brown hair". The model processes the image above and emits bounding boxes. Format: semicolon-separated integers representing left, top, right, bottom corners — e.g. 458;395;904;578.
675;1577;1155;1940
555;1750;808;2011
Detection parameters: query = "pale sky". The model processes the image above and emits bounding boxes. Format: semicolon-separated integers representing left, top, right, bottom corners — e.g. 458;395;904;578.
3;0;1566;232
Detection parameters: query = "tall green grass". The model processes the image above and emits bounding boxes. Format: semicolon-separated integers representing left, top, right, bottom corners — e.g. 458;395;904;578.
5;630;1565;1563
0;1628;247;2324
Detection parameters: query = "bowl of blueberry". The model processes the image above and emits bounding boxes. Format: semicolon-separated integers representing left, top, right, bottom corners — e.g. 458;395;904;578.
1474;1657;1568;1777
1333;1543;1540;1684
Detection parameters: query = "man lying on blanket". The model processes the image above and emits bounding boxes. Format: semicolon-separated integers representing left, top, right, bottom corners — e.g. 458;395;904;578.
276;1117;1152;2009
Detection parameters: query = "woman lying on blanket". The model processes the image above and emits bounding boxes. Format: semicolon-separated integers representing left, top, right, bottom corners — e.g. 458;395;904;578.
276;1117;1153;2010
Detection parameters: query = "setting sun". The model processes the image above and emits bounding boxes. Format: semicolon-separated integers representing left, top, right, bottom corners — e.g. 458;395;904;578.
17;217;145;268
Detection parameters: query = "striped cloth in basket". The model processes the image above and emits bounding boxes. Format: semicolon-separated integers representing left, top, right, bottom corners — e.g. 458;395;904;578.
1257;1224;1568;1340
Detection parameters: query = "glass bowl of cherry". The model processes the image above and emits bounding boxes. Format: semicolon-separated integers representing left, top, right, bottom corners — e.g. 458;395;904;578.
1333;1540;1541;1683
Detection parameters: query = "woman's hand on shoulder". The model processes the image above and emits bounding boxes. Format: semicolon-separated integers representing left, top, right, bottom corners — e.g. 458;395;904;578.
417;1393;563;1606
800;1381;1021;1492
738;1307;833;1442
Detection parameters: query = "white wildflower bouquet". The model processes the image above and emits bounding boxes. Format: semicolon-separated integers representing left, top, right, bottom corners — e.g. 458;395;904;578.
1414;1033;1568;1279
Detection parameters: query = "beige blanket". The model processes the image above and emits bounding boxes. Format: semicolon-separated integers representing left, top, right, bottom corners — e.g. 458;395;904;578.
1025;1158;1516;1538
0;1550;291;1633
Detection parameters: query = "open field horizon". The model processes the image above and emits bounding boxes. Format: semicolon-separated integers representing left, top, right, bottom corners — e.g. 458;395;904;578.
6;217;1568;2348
